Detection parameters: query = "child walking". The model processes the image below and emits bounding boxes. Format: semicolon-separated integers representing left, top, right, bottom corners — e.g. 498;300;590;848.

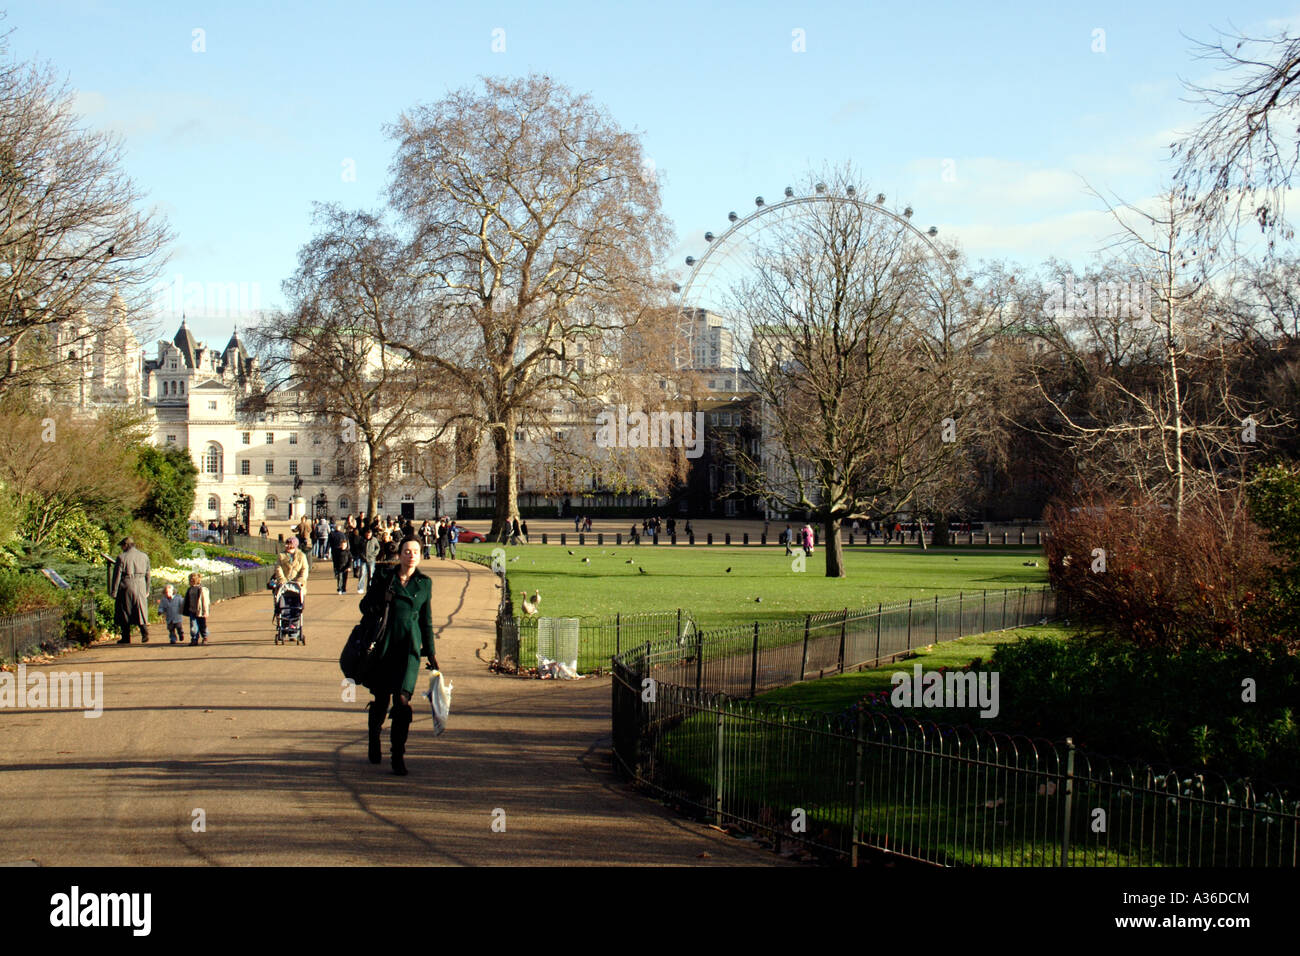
185;572;211;645
158;584;186;644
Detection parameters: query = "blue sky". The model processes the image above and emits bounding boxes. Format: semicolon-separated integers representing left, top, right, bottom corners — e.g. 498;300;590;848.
7;0;1298;347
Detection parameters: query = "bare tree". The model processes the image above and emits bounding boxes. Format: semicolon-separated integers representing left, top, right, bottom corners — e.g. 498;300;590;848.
727;171;974;577
249;206;439;518
382;73;673;541
1173;26;1300;255
1028;190;1279;528
0;26;171;396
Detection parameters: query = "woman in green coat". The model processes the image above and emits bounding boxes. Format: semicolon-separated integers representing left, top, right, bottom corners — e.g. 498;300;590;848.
360;536;438;775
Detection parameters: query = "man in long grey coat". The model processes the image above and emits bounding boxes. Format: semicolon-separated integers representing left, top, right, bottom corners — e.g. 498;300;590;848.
111;536;152;644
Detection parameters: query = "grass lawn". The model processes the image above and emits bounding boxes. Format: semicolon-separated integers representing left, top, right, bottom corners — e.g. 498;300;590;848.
460;543;1048;627
758;624;1074;713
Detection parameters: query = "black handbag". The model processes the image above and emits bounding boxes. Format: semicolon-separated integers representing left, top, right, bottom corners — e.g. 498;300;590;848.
339;582;396;682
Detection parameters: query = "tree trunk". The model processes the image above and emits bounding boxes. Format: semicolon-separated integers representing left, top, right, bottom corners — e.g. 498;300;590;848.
490;410;519;541
931;512;950;547
824;516;845;578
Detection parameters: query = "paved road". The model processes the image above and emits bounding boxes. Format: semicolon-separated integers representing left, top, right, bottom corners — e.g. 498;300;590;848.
0;559;784;866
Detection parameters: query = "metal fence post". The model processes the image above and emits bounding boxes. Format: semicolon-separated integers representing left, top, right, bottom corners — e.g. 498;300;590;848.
838;608;847;673
958;591;964;636
695;627;704;692
715;704;725;826
1060;737;1076;866
616;612;621;656
1001;589;1007;630
851;707;865;867
750;622;759;697
982;589;987;633
933;595;939;642
906;599;913;650
874;603;882;665
800;614;810;682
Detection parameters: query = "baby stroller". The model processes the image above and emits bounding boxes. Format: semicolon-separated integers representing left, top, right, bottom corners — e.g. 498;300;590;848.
273;582;305;645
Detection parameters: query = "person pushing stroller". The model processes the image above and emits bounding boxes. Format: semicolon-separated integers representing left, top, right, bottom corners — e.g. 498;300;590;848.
271;535;310;630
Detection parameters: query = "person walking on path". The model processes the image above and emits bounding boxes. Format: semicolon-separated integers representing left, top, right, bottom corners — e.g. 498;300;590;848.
436;518;450;560
329;522;351;594
184;572;211;644
448;521;460;559
359;536;438;776
349;523;365;592
362;527;379;593
801;523;815;556
157;584;185;644
110;536;151;644
780;525;793;556
272;536;310;620
316;517;331;560
520;519;529;544
259;521;269;538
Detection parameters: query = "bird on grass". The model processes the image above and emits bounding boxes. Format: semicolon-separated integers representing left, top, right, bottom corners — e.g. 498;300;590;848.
510;556;519;562
755;596;762;602
625;559;634;565
638;567;648;575
521;590;541;616
567;550;575;555
725;567;732;573
582;557;591;564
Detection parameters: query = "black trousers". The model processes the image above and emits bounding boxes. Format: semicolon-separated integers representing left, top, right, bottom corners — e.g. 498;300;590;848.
369;691;413;756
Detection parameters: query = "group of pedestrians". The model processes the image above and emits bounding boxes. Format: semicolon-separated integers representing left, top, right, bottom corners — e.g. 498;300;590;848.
417;516;467;559
779;523;817;556
109;537;211;645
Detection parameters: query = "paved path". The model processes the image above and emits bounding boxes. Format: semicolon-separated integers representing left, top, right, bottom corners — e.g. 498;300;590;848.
0;559;784;866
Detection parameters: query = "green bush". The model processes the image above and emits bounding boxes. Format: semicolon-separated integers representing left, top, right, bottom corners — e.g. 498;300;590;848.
124;519;174;570
0;569;61;615
988;635;1300;789
134;445;198;546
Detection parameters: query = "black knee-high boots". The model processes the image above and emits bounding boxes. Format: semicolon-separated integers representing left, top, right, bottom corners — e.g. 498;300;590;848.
367;699;385;764
390;698;412;776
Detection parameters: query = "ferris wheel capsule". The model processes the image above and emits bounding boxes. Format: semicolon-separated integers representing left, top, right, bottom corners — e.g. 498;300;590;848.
685;256;695;266
784;186;794;198
705;232;715;242
755;196;764;207
728;211;738;222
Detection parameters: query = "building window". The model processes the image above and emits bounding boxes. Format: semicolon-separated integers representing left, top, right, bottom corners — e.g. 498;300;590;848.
265;432;274;444
206;495;218;511
240;460;250;475
336;460;345;477
265;496;277;513
165;434;176;444
203;443;222;475
397;459;409;475
313;433;321;445
265;460;274;475
289;433;298;445
288;460;298;476
312;459;321;476
241;432;250;445
207;400;217;411
339;496;350;512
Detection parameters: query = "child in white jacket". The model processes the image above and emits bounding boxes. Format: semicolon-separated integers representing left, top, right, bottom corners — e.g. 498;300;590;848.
185;573;212;645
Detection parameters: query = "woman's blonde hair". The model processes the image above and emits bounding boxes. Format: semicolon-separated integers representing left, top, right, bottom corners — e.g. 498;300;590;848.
188;572;202;586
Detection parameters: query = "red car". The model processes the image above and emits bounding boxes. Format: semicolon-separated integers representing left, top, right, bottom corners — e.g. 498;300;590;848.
456;529;486;543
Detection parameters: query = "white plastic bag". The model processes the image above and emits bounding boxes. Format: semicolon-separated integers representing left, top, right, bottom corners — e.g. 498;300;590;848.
423;669;452;736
